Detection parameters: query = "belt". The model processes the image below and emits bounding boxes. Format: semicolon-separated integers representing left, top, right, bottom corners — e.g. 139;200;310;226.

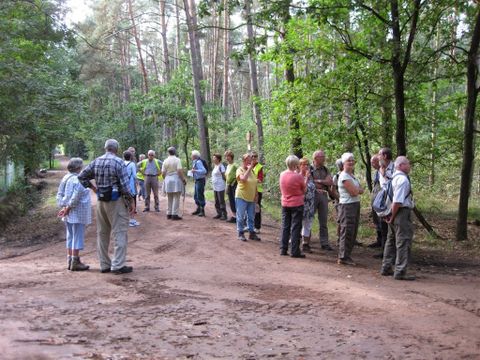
146;174;158;176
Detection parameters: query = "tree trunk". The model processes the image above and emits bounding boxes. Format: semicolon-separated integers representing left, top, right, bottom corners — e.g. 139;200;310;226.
390;0;421;156
159;0;171;83
244;0;264;162
456;7;480;241
127;0;149;94
183;0;210;162
222;0;230;149
175;0;182;69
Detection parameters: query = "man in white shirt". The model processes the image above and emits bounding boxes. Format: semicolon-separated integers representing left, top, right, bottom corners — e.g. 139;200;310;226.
381;156;415;280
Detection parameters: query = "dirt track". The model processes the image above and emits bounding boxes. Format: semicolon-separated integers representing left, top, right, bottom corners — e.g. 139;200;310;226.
0;169;479;359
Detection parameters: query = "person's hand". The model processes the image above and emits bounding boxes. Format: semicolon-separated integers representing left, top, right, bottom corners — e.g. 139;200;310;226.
128;199;136;216
385;215;392;224
91;185;97;193
57;207;70;218
182;179;187;185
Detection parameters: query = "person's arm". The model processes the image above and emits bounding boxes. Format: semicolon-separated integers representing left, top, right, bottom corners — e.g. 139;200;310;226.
343;178;364;197
194;160;207;176
77;162;94;189
238;165;253;182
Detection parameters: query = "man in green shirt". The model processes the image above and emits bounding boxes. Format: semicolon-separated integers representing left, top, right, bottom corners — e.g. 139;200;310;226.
224;150;238;223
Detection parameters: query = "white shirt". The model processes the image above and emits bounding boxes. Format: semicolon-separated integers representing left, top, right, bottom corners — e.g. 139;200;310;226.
338;171;361;204
211;163;226;191
379;161;395;188
392;170;414;208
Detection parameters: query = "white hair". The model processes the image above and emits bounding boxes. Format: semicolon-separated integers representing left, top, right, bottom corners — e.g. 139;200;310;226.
394;156;409;169
191;150;201;158
285;155;299;170
147;150;155;156
341;152;354;163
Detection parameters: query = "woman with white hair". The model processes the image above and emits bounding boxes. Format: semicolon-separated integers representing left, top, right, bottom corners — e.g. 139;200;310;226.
56;157;92;271
162;147;186;220
337;152;364;265
279;155;306;258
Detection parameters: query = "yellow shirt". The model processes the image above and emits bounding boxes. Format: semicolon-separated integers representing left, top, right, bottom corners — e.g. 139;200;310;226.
235;167;257;202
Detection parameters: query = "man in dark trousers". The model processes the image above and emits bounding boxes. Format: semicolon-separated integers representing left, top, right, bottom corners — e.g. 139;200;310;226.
78;139;135;274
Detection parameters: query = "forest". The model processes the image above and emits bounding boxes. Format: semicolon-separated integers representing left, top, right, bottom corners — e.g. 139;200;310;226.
1;0;480;240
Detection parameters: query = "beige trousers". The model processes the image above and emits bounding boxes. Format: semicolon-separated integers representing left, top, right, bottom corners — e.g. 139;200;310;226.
96;199;129;271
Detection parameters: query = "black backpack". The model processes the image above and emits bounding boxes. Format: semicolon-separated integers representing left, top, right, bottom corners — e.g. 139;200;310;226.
200;158;209;174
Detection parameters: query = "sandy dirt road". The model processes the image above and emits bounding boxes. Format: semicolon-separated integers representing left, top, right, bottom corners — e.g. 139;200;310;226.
0;170;479;359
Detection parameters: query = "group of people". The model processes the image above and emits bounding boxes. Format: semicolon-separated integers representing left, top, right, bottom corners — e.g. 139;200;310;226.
278;148;415;280
57;139;415;281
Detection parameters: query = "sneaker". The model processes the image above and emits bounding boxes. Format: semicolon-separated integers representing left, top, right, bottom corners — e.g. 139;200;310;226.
143;208;150;212
368;242;382;248
129;222;136;227
112;266;133;274
254;228;260;234
213;214;222;219
133;220;140;226
291;253;306;258
167;214;172;219
155;208;160;213
227;217;236;223
238;233;247;242
171;215;182;220
321;245;334;251
372;253;383;259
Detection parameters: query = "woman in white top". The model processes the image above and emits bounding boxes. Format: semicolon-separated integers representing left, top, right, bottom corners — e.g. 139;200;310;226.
211;153;227;220
162;147;186;220
337;152;364;266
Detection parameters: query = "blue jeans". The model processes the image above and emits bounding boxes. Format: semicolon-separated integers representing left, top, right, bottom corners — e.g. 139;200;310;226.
280;205;304;256
235;198;255;234
194;178;206;207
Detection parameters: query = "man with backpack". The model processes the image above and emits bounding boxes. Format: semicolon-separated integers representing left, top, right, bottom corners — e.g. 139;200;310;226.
380;156;415;281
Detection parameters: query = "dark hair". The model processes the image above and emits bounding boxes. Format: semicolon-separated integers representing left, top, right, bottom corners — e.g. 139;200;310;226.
380;147;393;160
213;153;222;162
167;147;176;156
123;150;132;161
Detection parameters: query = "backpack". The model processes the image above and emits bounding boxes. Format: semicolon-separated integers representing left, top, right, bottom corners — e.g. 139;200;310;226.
372;173;410;218
200;158;209;174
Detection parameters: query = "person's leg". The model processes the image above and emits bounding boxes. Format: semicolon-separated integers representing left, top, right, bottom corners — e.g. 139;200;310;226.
235;198;247;239
381;223;397;275
152;179;160;211
139;180;145;200
337;204;347;259
246;201;256;233
96;201;112;271
254;192;262;230
167;193;174;215
70;223;89;271
110;200;130;271
318;194;330;248
290;206;304;257
172;192;181;216
280;206;292;254
214;191;222;217
227;184;237;219
219;190;227;219
394;208;414;277
66;222;73;269
144;177;152;210
301;214;314;253
197;178;206;216
344;203;360;259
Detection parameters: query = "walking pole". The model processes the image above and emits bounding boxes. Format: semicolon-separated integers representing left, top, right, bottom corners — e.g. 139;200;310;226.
181;182;186;218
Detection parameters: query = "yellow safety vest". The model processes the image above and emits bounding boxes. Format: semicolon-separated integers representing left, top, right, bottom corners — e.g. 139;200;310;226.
252;163;264;193
139;159;163;180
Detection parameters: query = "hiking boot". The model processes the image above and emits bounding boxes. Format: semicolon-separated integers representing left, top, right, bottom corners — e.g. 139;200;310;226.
321;244;334;251
381;268;394;276
70;257;90;271
238;233;247;242
394;273;416;281
291;253;306;258
220;212;228;221
143;208;150;212
373;252;383;259
302;243;312;254
191;207;201;215
112;266;133;274
213;214;222;219
337;257;356;266
167;214;172;219
171;215;182;220
368;242;382;248
67;256;72;270
249;232;261;241
226;217;236;223
198;207;205;217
